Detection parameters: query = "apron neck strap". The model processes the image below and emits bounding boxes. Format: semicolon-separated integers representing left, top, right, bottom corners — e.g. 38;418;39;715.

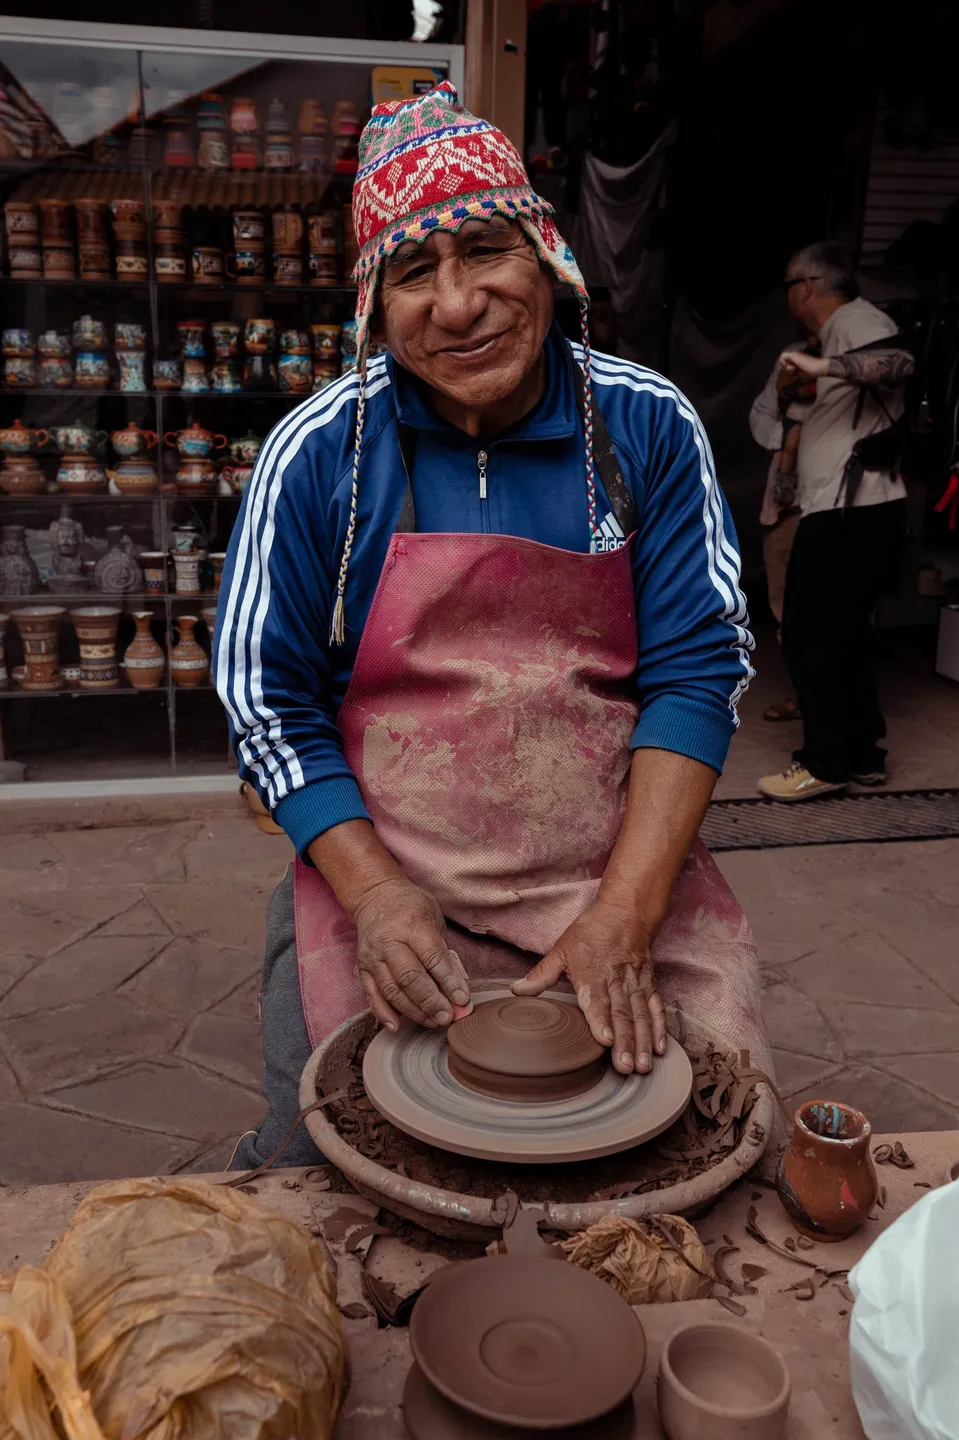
394;346;636;538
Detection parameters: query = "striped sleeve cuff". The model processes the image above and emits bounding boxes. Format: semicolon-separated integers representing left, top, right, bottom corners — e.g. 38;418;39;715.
631;694;735;775
274;776;371;862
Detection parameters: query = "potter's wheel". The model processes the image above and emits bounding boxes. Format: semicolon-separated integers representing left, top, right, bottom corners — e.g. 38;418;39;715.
362;988;693;1163
408;1255;645;1432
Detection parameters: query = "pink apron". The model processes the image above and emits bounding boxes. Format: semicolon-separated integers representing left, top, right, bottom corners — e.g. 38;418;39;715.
294;487;771;1085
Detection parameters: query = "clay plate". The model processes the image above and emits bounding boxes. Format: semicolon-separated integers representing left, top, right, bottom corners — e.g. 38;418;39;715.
410;1254;646;1428
448;996;606;1102
363;988;693;1163
403;1362;638;1439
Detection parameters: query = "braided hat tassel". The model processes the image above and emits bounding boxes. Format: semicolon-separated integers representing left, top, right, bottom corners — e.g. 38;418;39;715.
579;295;601;552
329;345;367;645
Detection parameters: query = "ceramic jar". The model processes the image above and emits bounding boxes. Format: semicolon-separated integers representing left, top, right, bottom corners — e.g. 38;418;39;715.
172;551;203;595
176;458;218;497
73;315;107;350
776;1101;879;1242
40;355;73;389
0;526;40;596
116;350;147;393
169;615;209;686
211;322;240;358
0;612;7;690
153;358;182;391
70;606;120;690
57;456;107;495
177;320;206;357
220;461;254;494
111;422;157;457
50;424;105;455
278;352;312;394
37;330;71;358
0;457;45;496
75;351;110;389
3;328;34;357
11;605;63;690
0;419;48;455
4;355;36;388
115;322;146;350
181;359;209;393
93;527;144;594
140;552;168;594
165;423;227;459
122;611;165;689
209;552;227;592
244;318;274;354
109;459;159;496
229;430;263;463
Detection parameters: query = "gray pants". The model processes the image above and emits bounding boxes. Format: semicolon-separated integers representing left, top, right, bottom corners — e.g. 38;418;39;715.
231;866;326;1170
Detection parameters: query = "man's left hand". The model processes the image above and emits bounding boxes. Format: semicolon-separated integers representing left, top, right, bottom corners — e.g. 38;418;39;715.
510;899;667;1074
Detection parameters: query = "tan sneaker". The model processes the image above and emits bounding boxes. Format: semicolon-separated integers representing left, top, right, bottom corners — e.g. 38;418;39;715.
758;761;848;802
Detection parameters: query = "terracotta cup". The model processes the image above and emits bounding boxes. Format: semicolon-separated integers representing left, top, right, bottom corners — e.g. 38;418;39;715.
776;1100;879;1242
658;1323;790;1440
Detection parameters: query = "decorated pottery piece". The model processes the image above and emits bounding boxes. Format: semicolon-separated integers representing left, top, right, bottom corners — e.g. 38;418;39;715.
220;461;254;494
57;456;107;495
278;352;312;393
70;605;121;690
172;525;200;554
116;350;147;392
175;458;218;496
181;358;209;392
2;328;34;357
114;322;146;350
4;355;36;387
211;360;242;393
229;430;263;463
140;552;168;594
169;615;209;686
50;514;87;594
11;605;64;690
94;526;143;594
37;330;71;358
177;320;206;357
40;355;73;388
0;526;40;596
75;350;110;388
209;552;227;591
73;315;107;350
776;1100;878;1242
153;358;183;390
50;424;106;455
0;457;45;496
172;552;202;596
108;459;159;496
211;321;240;358
0;419;48;455
244;317;274;354
657;1323;790;1440
165;423;227;459
110;423;157;457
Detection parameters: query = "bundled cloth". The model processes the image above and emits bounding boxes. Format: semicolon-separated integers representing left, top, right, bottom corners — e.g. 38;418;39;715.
560;1213;713;1305
0;1177;346;1440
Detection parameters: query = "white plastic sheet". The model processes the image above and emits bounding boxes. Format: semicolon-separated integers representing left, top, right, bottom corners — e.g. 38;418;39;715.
849;1179;959;1439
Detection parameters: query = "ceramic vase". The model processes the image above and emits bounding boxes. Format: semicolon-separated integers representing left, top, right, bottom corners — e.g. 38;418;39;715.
140;552;168;594
93;527;143;595
109;459;158;496
57;455;107;495
776;1100;879;1242
1;457;45;496
122;611;165;689
70;606;120;690
172;552;202;596
0;525;40;596
169;615;209;687
0;611;7;690
11;605;64;690
209;552;227;592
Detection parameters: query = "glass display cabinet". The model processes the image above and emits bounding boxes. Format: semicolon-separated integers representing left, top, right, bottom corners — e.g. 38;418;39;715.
0;17;463;783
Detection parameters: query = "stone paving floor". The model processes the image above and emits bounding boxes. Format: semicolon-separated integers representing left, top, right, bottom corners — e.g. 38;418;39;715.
0;633;955;1185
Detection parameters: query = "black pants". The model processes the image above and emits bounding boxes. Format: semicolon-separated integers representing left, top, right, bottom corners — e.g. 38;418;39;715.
781;500;906;784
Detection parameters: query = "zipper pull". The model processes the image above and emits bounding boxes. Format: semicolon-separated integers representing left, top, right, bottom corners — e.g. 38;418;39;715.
477;449;488;500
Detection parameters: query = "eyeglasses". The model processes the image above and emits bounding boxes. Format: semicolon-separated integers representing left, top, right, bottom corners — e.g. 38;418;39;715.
782;275;821;292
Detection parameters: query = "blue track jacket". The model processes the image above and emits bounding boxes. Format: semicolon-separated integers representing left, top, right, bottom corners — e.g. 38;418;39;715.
215;326;754;860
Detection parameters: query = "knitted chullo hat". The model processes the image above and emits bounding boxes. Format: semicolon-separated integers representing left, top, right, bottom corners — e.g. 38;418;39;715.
331;80;595;643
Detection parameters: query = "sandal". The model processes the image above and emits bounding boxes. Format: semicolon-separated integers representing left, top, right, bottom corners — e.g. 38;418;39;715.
763;698;802;722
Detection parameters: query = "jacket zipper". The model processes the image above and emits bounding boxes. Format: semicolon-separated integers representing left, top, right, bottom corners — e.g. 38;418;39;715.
477;449;490;533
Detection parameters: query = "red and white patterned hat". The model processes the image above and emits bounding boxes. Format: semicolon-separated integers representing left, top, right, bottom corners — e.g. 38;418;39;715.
351;80;586;354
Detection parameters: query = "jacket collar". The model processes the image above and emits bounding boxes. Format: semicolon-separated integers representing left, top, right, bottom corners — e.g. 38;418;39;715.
386;321;578;443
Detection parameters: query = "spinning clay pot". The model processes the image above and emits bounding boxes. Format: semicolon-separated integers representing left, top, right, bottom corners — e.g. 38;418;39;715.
776;1100;878;1242
657;1323;790;1440
448;996;606;1102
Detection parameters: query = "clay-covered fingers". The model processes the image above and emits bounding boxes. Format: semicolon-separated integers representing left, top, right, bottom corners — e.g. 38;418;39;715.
648;987;667;1056
623;971;654;1073
408;921;471;1011
606;977;639;1074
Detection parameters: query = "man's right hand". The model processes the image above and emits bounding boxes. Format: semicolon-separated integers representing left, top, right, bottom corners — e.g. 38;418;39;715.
351;876;472;1031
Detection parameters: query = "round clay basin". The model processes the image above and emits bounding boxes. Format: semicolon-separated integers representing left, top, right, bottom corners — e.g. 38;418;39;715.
299;981;775;1243
657;1323;790;1440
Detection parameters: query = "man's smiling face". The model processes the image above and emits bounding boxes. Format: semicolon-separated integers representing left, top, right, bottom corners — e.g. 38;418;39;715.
376;215;555;413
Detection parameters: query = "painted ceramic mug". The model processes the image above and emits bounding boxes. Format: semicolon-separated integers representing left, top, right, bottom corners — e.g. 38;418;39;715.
37;329;71;358
177;321;206;357
74;351;110;388
40;355;73;389
153;358;183;390
73;315;108;350
192;246;224;283
140;552;168;593
212;361;242;393
115;322;146;350
50;424;106;454
231;249;266;284
3;328;34;356
278;352;312;393
244;318;274;354
4;356;36;387
181;359;209;392
211;322;240;358
233;209;265;244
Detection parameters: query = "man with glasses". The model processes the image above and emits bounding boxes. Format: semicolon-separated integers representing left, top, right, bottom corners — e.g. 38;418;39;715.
758;242;913;801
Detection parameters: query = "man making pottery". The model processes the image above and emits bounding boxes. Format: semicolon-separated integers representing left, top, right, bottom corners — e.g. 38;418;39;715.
216;84;769;1170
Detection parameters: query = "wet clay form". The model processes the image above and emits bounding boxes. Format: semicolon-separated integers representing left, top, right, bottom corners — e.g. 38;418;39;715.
657;1322;790;1440
775;1100;878;1242
409;1255;645;1432
402;1362;637;1439
362;988;694;1164
447;997;606;1102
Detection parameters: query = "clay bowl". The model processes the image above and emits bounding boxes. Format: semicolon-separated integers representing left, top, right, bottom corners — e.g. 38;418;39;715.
300;983;775;1244
657;1323;790;1440
410;1254;645;1430
448;996;606;1102
402;1362;638;1439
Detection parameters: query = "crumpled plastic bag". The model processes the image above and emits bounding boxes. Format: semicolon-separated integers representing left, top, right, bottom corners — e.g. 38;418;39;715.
849;1180;959;1439
0;1177;346;1440
559;1213;713;1304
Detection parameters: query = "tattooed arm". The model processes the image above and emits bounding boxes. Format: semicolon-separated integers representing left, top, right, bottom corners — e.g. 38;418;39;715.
780;347;915;387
